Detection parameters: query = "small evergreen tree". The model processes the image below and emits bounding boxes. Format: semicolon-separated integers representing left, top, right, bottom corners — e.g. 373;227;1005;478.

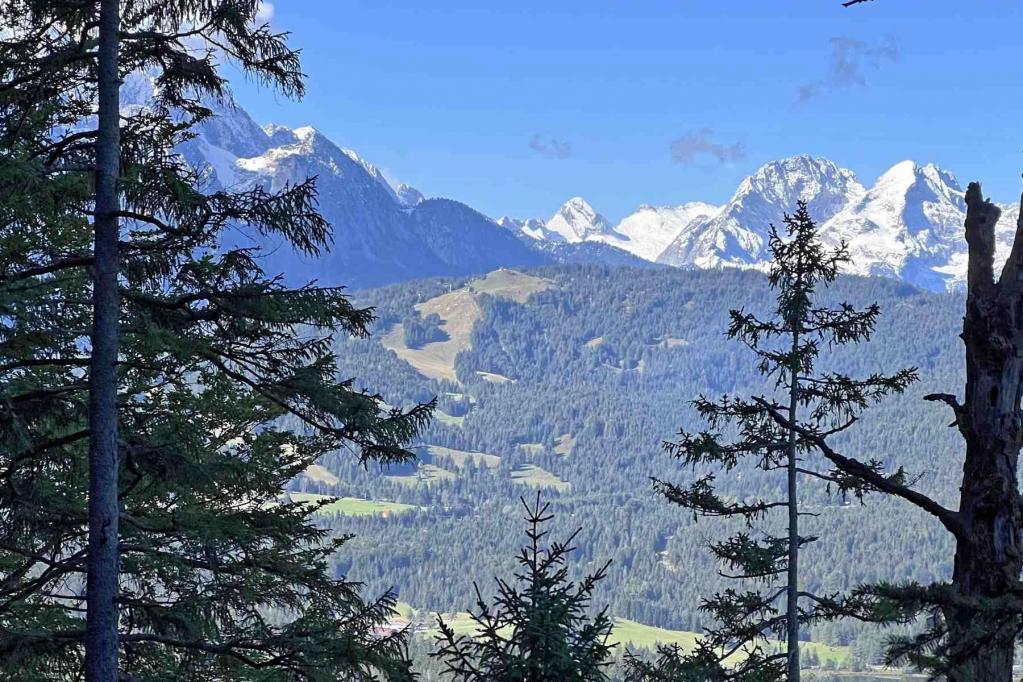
432;493;615;681
630;202;915;681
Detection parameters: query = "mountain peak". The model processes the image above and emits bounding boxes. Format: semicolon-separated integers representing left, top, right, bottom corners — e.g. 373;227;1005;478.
656;155;865;268
395;183;425;208
293;125;320;141
546;197;613;243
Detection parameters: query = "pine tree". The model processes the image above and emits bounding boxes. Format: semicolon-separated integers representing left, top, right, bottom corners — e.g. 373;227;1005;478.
0;1;432;678
432;494;615;682
630;202;915;681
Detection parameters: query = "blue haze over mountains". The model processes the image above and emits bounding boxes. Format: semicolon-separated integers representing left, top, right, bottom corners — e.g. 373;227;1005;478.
124;76;1022;292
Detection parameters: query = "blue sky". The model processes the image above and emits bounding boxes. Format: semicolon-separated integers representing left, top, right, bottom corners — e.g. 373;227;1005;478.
229;0;1023;223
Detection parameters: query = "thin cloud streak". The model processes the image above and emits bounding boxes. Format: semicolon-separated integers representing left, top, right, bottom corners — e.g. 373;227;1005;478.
529;133;572;159
799;35;899;101
670;129;745;165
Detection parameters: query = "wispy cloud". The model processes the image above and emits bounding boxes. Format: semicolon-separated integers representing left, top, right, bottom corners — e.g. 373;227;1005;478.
669;129;745;165
529;133;572;159
799;35;899;101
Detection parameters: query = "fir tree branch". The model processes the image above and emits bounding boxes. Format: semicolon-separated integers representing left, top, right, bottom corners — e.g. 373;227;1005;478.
752;396;966;539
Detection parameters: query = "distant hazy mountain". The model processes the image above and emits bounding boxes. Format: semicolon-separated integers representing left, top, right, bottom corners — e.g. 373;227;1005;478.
605;202;720;262
122;74;545;290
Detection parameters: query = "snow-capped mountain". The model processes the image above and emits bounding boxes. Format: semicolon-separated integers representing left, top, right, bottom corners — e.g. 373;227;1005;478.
545;198;616;242
501;199;719;263
496;217;550;241
394;183;425;208
654;155;1023;291
822;161;970;291
502;154;1021;292
121;74;544;289
601;202;719;261
658;156;865;269
121;72;1023;293
340;148;424;208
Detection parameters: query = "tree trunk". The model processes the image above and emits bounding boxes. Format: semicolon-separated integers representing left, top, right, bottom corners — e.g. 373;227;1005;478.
787;330;800;681
85;0;121;679
946;183;1023;682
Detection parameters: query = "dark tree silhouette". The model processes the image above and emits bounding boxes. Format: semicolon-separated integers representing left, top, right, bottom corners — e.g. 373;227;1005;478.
86;0;122;677
0;1;432;678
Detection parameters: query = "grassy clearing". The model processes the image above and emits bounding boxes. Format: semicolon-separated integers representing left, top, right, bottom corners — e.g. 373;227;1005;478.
386;463;458;487
476;370;515;384
511;464;570;492
609;618;702;650
553;433;577;457
301;464;339;486
434;409;465;427
288;493;417;517
411;611;848;669
467;268;552;303
427;445;501;469
612;619;846;667
380;269;551;385
652;334;690;348
517;443;545;457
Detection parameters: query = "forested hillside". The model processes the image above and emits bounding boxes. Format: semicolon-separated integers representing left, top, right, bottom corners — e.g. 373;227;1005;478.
294;264;966;655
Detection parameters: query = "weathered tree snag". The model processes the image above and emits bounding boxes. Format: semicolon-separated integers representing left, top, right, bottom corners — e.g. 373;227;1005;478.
946;183;1023;682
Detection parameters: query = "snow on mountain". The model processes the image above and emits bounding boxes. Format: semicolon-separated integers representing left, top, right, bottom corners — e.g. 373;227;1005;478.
120;71;1023;293
499;199;718;263
657;155;865;269
646;155;1021;291
121;74;541;288
497;217;551;241
340;147;425;208
501;154;1023;292
822;161;968;290
394;183;425;208
545;197;616;243
933;200;1019;290
223;126;542;287
597;203;719;261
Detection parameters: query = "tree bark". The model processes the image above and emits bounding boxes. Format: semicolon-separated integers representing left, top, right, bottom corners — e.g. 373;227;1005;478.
946;183;1023;682
787;329;801;681
85;0;121;679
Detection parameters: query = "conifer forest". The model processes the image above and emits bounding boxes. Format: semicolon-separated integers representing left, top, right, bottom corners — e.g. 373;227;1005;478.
3;1;1023;680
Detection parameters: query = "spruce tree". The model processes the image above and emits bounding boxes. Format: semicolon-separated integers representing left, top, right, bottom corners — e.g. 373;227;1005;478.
631;202;915;681
432;494;615;682
780;184;1023;681
0;1;432;678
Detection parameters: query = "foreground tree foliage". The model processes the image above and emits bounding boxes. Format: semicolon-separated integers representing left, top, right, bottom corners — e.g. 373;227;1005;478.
432;494;615;681
631;203;915;681
808;184;1023;682
668;186;1023;681
0;0;432;678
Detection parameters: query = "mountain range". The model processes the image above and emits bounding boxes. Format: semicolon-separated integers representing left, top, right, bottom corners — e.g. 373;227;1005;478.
504;156;1022;292
125;75;1021;292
